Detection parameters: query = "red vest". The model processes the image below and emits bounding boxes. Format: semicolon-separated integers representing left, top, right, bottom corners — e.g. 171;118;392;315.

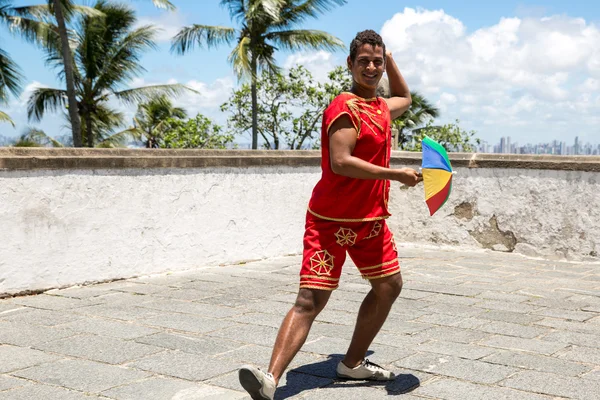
308;92;392;222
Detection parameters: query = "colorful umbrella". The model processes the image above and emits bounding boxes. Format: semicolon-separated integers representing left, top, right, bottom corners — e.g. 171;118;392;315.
421;136;453;216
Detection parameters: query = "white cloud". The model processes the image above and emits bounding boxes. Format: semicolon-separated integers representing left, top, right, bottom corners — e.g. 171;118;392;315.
437;92;457;113
136;11;186;43
283;50;340;82
121;77;235;126
580;78;600;92
176;77;235;112
379;7;600;143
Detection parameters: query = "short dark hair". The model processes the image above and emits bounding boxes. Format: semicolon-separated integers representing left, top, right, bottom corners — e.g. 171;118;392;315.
349;30;386;62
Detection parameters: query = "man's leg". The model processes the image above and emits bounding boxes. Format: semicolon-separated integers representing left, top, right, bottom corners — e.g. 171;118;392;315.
342;272;403;368
268;287;332;383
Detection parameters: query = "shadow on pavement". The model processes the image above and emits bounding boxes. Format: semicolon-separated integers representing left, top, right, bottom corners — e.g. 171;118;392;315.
276;353;420;399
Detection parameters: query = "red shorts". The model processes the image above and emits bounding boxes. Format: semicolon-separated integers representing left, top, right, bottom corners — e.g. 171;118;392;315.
300;212;400;291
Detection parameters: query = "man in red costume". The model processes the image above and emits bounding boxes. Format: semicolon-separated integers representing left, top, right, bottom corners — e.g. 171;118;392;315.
239;29;422;400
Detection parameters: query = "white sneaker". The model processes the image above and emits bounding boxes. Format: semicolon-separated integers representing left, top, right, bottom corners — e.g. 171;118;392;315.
336;359;396;381
238;365;276;400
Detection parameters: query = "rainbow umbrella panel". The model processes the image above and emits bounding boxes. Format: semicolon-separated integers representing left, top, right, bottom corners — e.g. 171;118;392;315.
421;136;453;216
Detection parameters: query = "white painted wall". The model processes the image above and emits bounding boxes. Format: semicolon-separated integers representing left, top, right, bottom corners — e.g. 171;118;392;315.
387;167;600;261
0;167;318;295
1;165;599;295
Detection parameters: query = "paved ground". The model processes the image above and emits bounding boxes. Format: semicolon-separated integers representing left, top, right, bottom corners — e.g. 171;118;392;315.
1;246;600;399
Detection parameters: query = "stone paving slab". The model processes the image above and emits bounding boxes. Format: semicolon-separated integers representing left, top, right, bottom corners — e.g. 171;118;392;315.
1;245;600;399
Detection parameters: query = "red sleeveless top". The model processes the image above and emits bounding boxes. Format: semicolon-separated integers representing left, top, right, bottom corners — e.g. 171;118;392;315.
307;92;393;222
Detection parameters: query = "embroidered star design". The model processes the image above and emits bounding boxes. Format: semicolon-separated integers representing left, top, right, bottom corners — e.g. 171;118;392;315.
365;222;382;239
309;250;335;276
334;227;358;247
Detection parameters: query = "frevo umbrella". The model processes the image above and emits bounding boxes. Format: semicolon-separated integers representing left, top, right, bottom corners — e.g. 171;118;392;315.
421;136;453;216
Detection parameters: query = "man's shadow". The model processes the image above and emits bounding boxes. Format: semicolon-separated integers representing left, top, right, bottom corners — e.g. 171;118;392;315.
275;353;420;399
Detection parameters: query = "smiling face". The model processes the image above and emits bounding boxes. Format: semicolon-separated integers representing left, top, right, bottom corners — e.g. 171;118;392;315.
348;43;386;93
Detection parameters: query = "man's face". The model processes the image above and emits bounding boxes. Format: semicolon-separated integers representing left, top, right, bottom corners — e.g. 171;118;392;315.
348;43;385;91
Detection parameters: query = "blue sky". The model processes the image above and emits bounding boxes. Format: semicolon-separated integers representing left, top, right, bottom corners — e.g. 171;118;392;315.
2;0;600;147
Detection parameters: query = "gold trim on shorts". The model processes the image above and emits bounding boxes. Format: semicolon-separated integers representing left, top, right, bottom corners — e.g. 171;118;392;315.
299;284;337;291
360;259;400;280
357;259;398;272
300;275;339;282
307;207;390;223
363;268;401;280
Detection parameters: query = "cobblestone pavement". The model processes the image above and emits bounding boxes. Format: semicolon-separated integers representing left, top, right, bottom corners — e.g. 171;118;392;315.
1;246;600;399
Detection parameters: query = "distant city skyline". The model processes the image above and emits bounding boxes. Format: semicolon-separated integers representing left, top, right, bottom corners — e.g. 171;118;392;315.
478;136;600;156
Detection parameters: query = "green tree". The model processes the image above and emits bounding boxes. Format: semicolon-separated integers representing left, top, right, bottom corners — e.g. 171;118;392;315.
172;0;346;150
289;65;351;149
48;0;175;147
133;95;187;148
161;114;233;149
27;1;188;148
221;64;350;149
403;119;480;152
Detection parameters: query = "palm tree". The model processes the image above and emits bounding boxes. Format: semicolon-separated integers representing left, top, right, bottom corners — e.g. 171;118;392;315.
172;0;346;149
0;48;22;127
133;95;187;148
1;0;42;127
13;126;63;146
2;0;102;136
392;91;440;149
48;0;175;147
27;1;189;147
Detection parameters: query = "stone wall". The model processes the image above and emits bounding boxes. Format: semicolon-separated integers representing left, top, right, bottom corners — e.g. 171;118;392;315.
1;148;599;296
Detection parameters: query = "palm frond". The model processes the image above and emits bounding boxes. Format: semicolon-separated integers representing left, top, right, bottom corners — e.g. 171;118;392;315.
411;91;440;119
96;126;139;147
9;4;102;22
150;0;176;11
7;4;52;21
0;48;24;103
3;15;61;51
266;29;344;52
92;25;159;94
276;0;346;27
171;24;236;54
246;0;285;22
257;49;280;75
87;103;126;141
71;5;105;18
136;94;187;124
114;83;193;105
20;127;63;147
27;87;68;121
49;0;102;22
219;0;245;23
0;110;15;126
172;107;187;119
228;36;251;78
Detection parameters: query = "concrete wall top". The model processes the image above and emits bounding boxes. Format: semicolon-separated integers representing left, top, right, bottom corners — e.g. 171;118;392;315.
1;148;600;172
